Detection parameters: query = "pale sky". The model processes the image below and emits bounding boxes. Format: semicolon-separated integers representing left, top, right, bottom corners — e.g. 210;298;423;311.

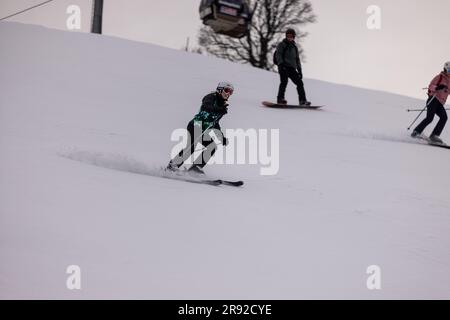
1;0;449;99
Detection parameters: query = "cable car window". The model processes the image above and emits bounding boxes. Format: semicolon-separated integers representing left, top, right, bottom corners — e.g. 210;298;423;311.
219;6;238;16
218;0;242;9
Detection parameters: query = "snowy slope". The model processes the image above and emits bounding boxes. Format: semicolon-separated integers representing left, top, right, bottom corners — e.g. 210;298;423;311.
1;22;450;299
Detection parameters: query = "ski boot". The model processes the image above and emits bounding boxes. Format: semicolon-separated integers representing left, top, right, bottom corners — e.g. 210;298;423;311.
188;165;205;175
299;100;311;106
429;135;444;145
166;161;178;172
411;130;428;140
277;98;287;105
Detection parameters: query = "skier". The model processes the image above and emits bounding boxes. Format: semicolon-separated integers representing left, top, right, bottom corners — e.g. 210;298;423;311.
166;81;233;174
411;61;450;144
274;28;311;106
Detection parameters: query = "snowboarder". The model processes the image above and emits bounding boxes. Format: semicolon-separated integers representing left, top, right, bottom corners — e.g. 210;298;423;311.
411;61;450;144
166;81;233;174
274;28;311;106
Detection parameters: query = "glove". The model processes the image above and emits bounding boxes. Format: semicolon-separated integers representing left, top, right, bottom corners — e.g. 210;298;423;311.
436;84;448;91
219;107;228;116
216;130;228;146
222;136;229;146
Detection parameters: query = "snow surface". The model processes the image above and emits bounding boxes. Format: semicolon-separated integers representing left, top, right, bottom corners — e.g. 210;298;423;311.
1;22;450;299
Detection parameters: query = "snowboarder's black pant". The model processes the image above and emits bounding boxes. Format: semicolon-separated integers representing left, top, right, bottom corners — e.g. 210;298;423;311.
414;96;448;137
277;66;307;102
171;120;217;168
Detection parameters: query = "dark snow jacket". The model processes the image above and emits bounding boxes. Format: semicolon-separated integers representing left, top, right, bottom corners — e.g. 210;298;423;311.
275;39;302;70
192;92;228;131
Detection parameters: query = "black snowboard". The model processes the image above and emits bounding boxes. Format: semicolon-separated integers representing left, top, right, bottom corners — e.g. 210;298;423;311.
262;101;323;109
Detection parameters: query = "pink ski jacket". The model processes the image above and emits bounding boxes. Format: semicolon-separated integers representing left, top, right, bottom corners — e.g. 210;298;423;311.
428;71;450;105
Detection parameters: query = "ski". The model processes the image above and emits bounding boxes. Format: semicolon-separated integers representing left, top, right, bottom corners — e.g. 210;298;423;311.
220;180;244;187
428;143;450;149
410;136;450;149
193;178;244;187
198;179;223;186
169;178;244;187
262;101;323;109
161;173;222;186
181;168;244;186
162;168;243;187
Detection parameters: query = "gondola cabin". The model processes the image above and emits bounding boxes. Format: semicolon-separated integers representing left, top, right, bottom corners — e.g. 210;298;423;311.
199;0;252;38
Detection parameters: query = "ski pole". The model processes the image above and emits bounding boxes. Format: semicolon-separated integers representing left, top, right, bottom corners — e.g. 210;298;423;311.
189;114;224;150
171;115;224;165
407;95;436;130
407;108;450;112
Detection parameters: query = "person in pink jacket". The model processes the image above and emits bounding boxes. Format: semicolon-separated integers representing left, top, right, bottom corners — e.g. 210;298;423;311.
412;61;450;144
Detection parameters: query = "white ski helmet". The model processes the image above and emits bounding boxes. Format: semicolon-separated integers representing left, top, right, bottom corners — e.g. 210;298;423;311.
445;61;450;73
216;81;234;94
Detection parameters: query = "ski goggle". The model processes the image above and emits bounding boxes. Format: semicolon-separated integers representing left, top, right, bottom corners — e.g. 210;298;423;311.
223;87;234;94
446;68;450;73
